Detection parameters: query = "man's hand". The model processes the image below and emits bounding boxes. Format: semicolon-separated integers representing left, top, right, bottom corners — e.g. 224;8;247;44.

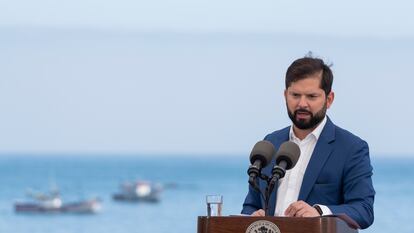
251;209;265;216
284;201;320;217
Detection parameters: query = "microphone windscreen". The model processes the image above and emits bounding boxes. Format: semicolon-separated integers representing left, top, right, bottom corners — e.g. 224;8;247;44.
275;141;300;170
250;140;275;167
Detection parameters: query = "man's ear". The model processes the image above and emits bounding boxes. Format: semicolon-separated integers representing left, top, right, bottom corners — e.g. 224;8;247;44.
326;91;334;109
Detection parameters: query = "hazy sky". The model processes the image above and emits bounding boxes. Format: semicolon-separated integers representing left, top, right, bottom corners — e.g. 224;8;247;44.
1;1;413;157
1;0;414;38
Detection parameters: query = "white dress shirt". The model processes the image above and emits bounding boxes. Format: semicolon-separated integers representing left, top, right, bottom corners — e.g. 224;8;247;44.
274;116;332;216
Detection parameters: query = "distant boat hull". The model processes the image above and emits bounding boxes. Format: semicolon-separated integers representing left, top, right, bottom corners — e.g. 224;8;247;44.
14;199;101;214
112;193;159;202
14;203;61;213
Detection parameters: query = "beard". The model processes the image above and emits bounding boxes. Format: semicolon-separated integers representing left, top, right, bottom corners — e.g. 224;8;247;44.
287;102;327;130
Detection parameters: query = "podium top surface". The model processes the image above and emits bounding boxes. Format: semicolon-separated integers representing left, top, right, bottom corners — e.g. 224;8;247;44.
197;216;358;233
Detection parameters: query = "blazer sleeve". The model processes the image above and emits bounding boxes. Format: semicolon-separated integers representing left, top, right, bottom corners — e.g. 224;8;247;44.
241;182;263;214
327;140;375;229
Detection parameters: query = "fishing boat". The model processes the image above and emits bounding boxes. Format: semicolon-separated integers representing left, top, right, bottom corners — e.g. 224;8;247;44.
112;180;162;202
14;189;101;214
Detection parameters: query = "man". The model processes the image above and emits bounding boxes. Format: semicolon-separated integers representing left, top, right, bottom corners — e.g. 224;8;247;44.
241;56;375;229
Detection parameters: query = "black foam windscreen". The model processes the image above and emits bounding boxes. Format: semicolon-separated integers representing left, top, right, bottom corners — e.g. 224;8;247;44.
275;141;300;170
250;140;275;167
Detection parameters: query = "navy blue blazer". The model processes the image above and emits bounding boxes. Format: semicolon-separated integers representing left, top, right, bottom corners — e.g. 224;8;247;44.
241;117;375;229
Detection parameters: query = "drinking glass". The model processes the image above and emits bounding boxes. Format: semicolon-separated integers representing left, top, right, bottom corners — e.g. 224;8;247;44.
206;195;223;217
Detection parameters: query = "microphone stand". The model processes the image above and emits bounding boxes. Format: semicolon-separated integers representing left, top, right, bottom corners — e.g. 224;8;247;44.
267;162;287;201
265;164;287;216
248;172;270;216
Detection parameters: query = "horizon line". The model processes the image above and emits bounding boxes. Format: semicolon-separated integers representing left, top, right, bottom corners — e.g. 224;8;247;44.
1;25;414;41
0;152;412;159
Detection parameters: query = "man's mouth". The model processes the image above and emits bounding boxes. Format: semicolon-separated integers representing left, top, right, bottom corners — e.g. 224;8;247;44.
295;110;311;119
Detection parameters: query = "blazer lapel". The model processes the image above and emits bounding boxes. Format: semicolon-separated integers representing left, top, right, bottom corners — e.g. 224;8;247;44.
298;118;336;201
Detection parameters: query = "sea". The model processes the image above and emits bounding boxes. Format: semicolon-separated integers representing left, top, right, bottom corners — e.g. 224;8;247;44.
0;155;413;233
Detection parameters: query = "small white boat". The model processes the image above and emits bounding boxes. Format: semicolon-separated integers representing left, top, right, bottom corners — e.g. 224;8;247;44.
112;180;162;202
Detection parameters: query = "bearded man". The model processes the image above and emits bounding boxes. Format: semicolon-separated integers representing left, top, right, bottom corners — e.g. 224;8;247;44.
241;56;375;229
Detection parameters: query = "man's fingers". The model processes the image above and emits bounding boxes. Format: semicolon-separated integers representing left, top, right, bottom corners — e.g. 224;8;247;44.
285;201;302;216
295;207;308;217
285;201;313;217
251;209;265;216
285;204;294;216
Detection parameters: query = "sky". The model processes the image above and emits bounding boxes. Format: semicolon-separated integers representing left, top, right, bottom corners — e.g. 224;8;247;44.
1;0;414;38
1;1;414;157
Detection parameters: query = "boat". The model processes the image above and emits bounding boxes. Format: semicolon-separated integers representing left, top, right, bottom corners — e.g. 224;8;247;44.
14;189;101;214
112;180;162;202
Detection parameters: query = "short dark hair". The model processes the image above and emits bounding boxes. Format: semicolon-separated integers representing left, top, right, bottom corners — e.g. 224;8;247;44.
285;56;333;95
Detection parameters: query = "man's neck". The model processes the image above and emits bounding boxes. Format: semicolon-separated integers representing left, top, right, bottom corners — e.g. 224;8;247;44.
292;126;314;140
291;117;327;141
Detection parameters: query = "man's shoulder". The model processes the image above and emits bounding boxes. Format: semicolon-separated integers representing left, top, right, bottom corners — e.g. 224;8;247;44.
264;126;290;142
330;121;367;146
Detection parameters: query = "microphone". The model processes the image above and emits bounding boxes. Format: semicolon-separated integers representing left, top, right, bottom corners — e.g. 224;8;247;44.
269;141;300;188
247;140;275;188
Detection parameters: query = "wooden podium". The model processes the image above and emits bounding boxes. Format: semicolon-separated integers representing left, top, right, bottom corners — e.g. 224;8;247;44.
197;216;358;233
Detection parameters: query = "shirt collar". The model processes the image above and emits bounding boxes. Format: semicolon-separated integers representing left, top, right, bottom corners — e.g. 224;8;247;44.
289;116;327;142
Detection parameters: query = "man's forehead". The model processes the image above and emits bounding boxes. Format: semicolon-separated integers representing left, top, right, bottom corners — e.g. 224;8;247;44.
288;76;323;91
287;87;324;94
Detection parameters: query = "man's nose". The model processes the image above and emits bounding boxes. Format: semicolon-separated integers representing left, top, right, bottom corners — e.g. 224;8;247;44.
298;96;308;108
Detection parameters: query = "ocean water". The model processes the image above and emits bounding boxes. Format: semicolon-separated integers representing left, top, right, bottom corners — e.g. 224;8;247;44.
0;155;412;233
